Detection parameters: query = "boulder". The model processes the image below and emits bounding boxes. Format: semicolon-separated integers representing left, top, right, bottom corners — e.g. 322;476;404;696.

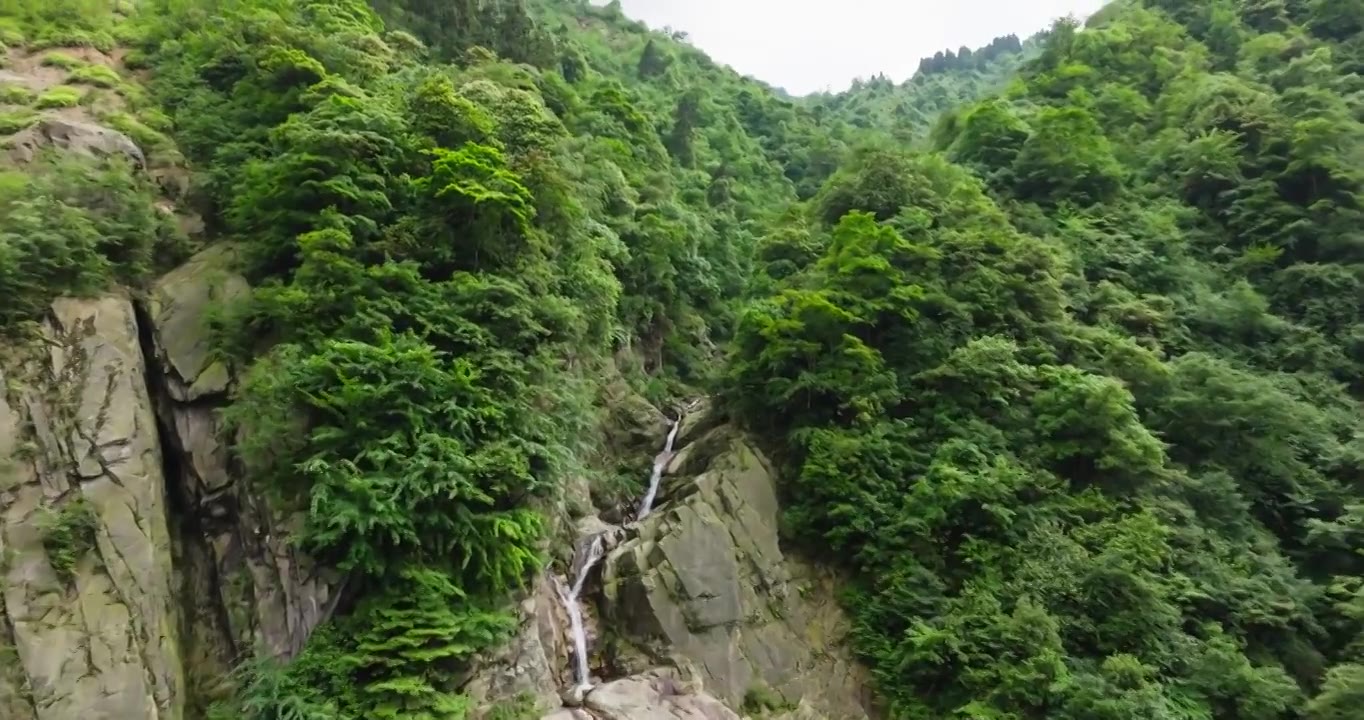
576;669;739;720
6;117;145;168
602;427;872;720
0;295;184;720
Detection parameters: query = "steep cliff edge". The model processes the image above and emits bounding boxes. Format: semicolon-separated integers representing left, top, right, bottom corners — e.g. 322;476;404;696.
0;295;183;720
141;244;345;711
0;247;339;719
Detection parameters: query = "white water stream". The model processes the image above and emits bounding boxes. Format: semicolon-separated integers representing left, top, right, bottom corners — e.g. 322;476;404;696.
556;407;689;696
636;418;683;521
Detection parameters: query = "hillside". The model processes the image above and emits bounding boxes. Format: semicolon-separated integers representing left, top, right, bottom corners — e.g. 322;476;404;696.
0;0;1361;720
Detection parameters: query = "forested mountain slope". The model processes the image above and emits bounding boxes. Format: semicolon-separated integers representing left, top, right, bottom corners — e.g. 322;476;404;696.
807;33;1039;144
0;0;1361;719
727;1;1364;718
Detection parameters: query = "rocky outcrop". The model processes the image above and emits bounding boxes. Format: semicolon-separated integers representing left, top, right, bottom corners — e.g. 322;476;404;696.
471;402;872;720
141;244;343;709
7;116;146;168
0;295;184;720
601;424;871;720
462;573;574;713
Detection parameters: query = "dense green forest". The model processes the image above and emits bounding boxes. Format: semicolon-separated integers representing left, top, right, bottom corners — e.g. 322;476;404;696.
2;0;1363;718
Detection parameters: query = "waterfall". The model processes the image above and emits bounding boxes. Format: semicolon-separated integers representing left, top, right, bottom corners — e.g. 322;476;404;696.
636;417;683;520
558;533;606;697
554;405;690;697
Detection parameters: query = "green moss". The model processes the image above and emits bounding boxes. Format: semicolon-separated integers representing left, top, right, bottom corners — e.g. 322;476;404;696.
38;496;100;582
34;85;83;108
29;28;115;53
0;107;38;134
98;110;168;148
742;684;793;715
0;83;34;105
39;51;85;69
67;63;121;88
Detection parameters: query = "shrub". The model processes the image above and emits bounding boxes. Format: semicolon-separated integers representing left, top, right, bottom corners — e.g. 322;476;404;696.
742;685;792;715
39;51;85;69
98;110;169;149
0;83;34;105
37;496;99;581
67;63;122;88
35;85;83;108
0;21;24;47
0;108;38;134
0;155;190;325
29;28;115;53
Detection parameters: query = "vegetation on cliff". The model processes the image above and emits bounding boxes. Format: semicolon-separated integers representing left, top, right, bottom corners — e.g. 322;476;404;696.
4;0;1364;718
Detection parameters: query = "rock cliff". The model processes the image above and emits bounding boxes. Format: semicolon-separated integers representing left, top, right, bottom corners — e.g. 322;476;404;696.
0;247;872;720
0;295;182;720
464;403;874;720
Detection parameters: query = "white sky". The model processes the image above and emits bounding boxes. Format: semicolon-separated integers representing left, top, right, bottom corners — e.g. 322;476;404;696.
604;0;1109;94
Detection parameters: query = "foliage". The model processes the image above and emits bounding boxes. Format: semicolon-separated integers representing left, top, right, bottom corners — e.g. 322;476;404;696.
0;106;36;133
67;62;123;88
0;155;187;325
37;496;98;581
725;2;1364;718
10;0;1360;719
0;82;34;104
33;84;83;108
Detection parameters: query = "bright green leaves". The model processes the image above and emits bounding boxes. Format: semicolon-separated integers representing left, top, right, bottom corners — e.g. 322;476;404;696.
408;73;498;150
411;143;537;273
339;568;516;719
1012;106;1125;206
1030;365;1166;493
1307;664;1364;719
230;89;407;276
945;98;1031;174
730;289;899;432
0;156;188;326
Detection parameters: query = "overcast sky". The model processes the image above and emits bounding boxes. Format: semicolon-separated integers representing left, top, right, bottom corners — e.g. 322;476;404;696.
604;0;1109;94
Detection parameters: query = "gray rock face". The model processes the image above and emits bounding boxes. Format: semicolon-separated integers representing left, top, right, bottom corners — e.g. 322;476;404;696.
142;245;343;707
0;295;184;720
602;425;872;720
462;574;573;714
6;117;146;168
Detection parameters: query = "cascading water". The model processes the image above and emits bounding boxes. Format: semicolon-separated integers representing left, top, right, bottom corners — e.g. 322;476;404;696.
558;533;607;698
636;417;682;520
554;404;691;698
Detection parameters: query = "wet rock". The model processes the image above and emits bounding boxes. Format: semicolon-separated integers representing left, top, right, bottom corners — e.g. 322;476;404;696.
0;295;184;720
6;117;145;168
